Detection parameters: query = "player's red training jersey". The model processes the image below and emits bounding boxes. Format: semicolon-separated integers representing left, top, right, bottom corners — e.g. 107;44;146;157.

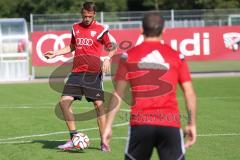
115;41;191;128
71;21;116;73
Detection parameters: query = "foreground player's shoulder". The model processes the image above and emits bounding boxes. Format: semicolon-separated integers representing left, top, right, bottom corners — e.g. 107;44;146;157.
128;43;143;53
124;47;135;59
119;52;129;61
163;44;185;61
162;44;178;54
123;43;144;61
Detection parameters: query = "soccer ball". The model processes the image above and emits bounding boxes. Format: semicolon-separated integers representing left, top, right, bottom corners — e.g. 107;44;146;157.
72;133;90;149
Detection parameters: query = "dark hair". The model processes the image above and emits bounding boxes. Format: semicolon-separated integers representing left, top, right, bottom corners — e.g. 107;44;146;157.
82;1;96;13
142;13;165;37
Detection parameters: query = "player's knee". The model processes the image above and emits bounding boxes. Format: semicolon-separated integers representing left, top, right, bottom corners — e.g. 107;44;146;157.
93;101;105;115
59;96;74;107
93;100;103;108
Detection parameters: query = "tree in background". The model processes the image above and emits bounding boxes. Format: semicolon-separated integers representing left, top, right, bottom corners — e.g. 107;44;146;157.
128;0;240;10
196;0;240;9
0;0;76;21
0;0;240;21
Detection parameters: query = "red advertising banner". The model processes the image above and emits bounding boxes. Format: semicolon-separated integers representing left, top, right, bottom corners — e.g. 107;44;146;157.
32;26;240;66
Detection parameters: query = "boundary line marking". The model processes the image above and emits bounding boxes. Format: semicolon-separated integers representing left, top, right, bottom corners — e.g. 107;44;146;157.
0;96;239;108
1;133;240;145
0;122;129;142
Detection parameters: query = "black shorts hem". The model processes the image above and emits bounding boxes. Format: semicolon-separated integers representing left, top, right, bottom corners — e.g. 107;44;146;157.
85;97;105;102
61;94;82;101
61;94;104;102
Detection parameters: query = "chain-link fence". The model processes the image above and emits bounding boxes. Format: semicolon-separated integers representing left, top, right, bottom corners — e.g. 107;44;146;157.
31;9;240;32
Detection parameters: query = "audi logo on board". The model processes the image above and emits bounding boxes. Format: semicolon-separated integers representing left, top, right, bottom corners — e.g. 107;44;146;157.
36;33;73;63
33;27;240;65
36;34;95;63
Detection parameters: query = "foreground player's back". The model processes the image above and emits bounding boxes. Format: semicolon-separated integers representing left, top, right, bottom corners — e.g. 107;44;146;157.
119;41;191;127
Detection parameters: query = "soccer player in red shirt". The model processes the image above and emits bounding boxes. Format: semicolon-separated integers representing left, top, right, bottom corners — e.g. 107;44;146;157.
44;2;116;151
103;13;197;159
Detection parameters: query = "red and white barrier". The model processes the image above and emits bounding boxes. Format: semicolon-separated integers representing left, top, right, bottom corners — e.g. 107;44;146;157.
32;26;240;66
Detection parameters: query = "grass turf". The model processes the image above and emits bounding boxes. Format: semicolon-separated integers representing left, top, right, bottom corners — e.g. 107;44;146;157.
0;77;240;160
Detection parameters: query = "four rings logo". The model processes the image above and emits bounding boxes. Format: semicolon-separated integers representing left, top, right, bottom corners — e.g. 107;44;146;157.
223;32;240;51
36;33;73;63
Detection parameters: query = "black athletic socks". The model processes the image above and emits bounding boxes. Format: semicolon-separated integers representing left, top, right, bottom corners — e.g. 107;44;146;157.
70;130;78;139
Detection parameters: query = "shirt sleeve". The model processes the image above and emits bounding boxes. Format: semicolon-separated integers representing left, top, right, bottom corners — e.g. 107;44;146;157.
178;54;191;83
114;53;128;81
70;30;75;45
100;32;117;51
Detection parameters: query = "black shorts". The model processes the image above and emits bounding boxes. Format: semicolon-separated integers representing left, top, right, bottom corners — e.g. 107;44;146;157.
62;72;104;102
125;125;185;160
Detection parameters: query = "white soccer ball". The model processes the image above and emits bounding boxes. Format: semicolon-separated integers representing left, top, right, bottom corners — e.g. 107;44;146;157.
72;133;90;149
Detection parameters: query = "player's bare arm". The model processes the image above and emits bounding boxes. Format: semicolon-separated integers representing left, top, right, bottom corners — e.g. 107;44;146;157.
181;81;197;148
101;32;117;73
102;49;116;73
102;80;128;147
44;43;75;59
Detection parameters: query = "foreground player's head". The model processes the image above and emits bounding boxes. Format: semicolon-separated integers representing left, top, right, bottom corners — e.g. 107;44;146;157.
81;2;96;26
142;13;165;38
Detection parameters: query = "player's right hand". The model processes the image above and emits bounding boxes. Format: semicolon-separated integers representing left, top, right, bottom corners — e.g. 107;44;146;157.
184;124;197;149
44;51;56;59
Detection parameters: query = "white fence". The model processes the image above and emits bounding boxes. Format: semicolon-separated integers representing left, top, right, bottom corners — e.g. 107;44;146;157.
0;18;30;82
31;9;240;32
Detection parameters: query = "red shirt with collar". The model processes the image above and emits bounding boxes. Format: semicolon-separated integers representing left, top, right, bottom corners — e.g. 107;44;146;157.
71;21;116;73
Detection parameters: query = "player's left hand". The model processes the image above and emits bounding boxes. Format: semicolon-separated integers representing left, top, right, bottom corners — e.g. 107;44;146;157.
184;124;197;149
102;59;111;73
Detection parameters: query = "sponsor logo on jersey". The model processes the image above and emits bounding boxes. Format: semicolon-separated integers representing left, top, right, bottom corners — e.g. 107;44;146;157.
76;38;94;46
91;31;97;37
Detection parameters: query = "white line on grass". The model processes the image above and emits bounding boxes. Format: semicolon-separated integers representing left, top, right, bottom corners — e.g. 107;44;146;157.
0;96;239;108
0;122;129;142
0;126;240;144
0;106;53;109
0;106;131;113
0;140;33;144
0;137;128;145
0;133;240;145
198;133;240;137
0;103;56;107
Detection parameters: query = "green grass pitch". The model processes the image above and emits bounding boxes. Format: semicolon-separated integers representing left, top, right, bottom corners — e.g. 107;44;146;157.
0;77;240;160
